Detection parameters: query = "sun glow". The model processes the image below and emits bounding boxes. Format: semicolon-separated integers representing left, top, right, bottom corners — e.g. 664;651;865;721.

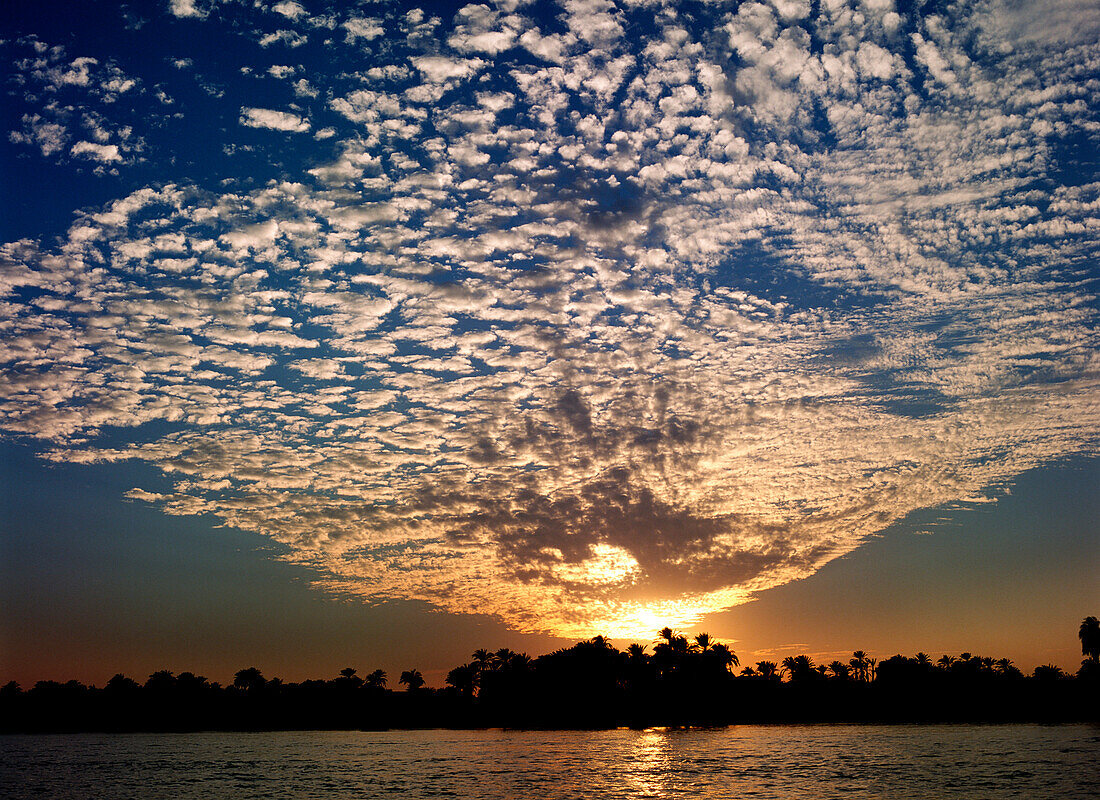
597;601;705;642
551;544;641;586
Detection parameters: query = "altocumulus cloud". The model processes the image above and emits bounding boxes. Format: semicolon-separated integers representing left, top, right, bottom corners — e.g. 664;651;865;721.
1;0;1098;638
239;107;311;132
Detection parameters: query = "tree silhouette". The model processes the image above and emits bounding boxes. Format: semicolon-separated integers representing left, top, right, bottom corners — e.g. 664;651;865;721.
145;670;177;692
655;627;690;654
472;649;493;673
849;651;871;682
708;642;739;671
1033;664;1066;680
754;661;779;680
445;663;477;697
4;618;1097;732
782;655;816;682
994;658;1021;677
626;643;648;662
105;674;140;694
176;672;209;691
335;667;363;689
399;669;425;692
233;667;266;692
492;648;516;670
1080;616;1100;662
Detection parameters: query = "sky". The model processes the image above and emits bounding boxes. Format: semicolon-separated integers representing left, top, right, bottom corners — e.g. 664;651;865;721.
1;0;1098;687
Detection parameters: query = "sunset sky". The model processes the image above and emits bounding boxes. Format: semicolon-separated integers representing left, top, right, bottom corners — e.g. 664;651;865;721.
2;0;1098;687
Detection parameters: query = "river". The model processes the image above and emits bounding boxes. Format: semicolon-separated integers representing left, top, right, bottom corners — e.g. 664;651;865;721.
2;724;1097;798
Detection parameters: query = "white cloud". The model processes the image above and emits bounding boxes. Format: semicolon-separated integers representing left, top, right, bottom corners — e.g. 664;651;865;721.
239;107;310;132
70;141;122;162
272;1;306;20
344;16;384;42
410;55;485;83
259;29;307;48
168;0;208;20
11;115;68;156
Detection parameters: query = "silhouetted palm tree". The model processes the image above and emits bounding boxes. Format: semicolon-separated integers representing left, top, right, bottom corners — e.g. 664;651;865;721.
626;643;648;662
334;667;363;690
849;651;871;682
693;633;713;653
472;649;493;673
364;669;387;689
105;674;140;693
492;648;516;671
446;664;477;697
1080;616;1100;662
827;661;850;680
709;642;739;670
399;669;425;692
655;627;690;654
712;642;739;664
175;672;209;691
936;655;956;671
754;661;779;680
233;667;266;692
145;670;176;691
782;655;815;682
1033;664;1065;680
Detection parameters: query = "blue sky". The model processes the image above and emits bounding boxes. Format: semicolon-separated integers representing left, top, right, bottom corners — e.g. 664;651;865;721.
1;0;1098;680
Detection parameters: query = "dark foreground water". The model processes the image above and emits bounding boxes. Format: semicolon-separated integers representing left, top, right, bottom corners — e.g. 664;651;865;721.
2;724;1097;799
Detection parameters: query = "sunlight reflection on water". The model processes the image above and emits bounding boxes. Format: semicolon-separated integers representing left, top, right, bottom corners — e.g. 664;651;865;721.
1;724;1098;799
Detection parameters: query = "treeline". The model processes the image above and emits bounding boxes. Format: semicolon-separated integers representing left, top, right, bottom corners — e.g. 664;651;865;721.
4;620;1098;731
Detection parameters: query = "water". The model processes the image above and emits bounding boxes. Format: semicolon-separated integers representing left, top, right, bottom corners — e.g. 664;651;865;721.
2;725;1097;799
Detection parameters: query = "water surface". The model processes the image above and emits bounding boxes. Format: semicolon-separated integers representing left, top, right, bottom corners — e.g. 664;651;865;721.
2;724;1097;799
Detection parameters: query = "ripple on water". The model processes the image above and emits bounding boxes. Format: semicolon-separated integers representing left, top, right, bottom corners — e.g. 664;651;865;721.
1;725;1098;799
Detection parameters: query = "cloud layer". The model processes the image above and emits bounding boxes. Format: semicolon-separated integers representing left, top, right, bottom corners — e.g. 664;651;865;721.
2;0;1098;637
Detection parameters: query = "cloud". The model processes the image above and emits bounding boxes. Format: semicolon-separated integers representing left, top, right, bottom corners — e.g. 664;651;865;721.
978;0;1100;47
168;0;209;20
410;55;486;83
239;107;310;132
70;141;123;162
344;17;385;42
4;38;143;167
259;29;307;48
272;1;306;21
10;114;68;156
2;0;1098;639
448;4;519;55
